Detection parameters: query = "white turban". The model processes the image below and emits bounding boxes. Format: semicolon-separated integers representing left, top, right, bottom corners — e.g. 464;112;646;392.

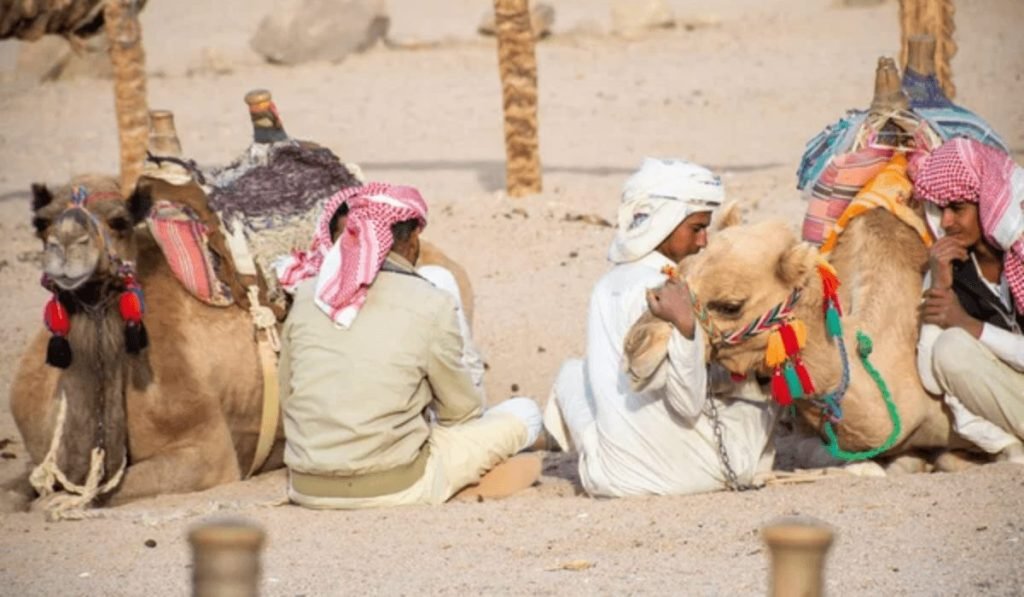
608;157;725;263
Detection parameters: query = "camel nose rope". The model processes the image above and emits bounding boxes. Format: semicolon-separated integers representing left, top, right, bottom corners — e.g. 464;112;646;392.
29;392;127;521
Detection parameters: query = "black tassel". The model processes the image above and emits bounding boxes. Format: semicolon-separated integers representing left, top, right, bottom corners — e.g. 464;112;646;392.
124;322;148;354
46;336;72;369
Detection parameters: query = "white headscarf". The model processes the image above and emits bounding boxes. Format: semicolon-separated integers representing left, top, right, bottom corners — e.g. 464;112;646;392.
608;157;725;263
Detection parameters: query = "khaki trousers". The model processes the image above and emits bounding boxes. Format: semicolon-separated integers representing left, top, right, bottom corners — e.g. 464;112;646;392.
289;412;526;509
932;328;1024;443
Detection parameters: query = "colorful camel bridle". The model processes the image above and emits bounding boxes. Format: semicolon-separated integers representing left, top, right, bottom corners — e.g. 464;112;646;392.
687;261;844;407
684;259;904;462
41;186;148;369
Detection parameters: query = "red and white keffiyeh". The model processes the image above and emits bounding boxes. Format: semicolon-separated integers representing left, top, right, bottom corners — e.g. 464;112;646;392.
914;138;1024;312
277;182;428;326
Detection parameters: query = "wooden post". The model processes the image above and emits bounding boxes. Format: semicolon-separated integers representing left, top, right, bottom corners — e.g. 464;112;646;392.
762;520;835;597
869;56;908;113
493;0;541;197
899;0;956;99
189;520;266;597
148;110;182;156
104;0;150;195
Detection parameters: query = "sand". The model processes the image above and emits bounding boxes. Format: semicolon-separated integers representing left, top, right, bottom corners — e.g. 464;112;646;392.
0;0;1022;594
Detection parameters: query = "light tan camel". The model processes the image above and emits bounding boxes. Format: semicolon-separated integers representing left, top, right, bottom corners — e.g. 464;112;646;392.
625;210;962;460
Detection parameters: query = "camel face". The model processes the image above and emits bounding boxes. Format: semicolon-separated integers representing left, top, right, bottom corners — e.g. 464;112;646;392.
687;220;819;376
31;176;151;290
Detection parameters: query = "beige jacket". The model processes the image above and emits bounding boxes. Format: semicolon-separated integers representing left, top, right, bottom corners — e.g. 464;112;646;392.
279;252;483;477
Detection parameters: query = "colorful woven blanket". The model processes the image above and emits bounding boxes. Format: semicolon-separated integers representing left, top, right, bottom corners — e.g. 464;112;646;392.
819;153;933;256
147;200;234;307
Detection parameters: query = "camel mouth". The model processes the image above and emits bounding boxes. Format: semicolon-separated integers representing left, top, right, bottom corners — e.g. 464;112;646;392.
49;273;92;290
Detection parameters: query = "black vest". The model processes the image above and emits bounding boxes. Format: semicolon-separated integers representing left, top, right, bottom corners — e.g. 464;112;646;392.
952;260;1024;334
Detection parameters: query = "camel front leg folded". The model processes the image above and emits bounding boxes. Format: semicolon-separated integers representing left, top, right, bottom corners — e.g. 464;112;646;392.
109;431;240;505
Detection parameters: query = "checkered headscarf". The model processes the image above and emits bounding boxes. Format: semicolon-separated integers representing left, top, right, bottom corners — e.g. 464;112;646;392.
914;138;1024;312
277;182;428;326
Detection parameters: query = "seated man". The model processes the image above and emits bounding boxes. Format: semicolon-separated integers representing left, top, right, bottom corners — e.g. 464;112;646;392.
914;138;1024;463
277;182;542;508
543;158;776;497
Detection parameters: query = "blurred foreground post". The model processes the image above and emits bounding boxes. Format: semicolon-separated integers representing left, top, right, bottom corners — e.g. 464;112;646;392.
189;520;266;597
898;0;955;99
493;0;542;197
104;0;150;194
762;519;834;597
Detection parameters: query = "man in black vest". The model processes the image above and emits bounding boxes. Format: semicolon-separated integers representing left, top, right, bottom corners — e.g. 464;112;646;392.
915;139;1024;463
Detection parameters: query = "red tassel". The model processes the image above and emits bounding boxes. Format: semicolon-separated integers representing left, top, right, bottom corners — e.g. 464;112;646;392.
793;357;816;395
119;288;143;323
779;323;801;357
44;297;70;335
770;367;793;406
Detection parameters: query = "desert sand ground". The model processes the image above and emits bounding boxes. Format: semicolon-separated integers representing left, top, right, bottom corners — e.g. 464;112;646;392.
0;0;1023;594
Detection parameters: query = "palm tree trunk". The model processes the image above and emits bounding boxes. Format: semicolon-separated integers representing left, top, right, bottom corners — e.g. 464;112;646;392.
899;0;956;99
103;0;149;195
493;0;541;197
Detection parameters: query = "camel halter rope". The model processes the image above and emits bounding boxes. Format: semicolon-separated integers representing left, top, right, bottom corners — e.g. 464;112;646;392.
32;186;142;517
688;261;902;463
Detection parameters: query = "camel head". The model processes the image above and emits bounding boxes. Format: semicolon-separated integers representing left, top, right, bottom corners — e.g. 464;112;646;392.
31;175;152;291
687;220;821;376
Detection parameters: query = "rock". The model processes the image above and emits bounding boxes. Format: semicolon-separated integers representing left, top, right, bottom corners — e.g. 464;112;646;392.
610;0;674;36
478;3;556;39
250;0;389;66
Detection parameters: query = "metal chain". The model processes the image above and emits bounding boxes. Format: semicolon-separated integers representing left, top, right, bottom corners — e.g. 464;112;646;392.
703;376;756;492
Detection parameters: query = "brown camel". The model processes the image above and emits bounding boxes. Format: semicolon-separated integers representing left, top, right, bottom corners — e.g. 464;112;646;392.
11;174;282;514
625;209;962;460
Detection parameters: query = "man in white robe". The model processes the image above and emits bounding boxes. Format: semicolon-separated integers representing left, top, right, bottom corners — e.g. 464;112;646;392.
543;158;776;497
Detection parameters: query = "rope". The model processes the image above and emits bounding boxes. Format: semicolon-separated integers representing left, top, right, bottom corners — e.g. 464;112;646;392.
822;331;902;461
29;392;128;521
246;286;280;352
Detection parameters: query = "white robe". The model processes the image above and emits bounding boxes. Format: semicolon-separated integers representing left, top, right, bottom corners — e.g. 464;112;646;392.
549;251;777;497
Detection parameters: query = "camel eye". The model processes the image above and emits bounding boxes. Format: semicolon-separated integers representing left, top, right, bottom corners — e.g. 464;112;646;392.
708;299;745;319
108;216;131;232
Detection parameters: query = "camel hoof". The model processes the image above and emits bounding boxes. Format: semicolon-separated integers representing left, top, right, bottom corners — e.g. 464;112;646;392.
881;454;930;475
623;320;672;390
0;489;32;513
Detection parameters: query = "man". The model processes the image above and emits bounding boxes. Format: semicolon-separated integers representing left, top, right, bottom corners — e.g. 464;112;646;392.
543;158;776;497
914;138;1024;463
277;182;542;508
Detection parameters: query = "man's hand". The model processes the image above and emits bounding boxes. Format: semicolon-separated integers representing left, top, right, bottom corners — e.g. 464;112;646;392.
920;287;983;337
928;236;968;290
647;278;695;339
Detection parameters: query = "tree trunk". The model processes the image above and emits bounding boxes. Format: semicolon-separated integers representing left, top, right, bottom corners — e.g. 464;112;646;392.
899;0;956;99
103;0;149;195
493;0;541;197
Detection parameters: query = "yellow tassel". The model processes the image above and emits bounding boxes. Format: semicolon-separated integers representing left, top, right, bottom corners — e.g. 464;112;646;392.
765;330;787;368
791;319;807;349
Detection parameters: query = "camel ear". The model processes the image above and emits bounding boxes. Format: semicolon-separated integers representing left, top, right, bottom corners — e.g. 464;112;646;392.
776;241;819;286
714;201;742;231
31;183;53;213
126;181;153;224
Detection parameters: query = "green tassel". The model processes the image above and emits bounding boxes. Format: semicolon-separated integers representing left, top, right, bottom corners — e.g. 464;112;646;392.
783;362;804;400
826;304;842;338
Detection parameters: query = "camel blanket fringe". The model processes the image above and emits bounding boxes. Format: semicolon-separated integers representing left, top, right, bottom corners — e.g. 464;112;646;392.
29;392;127;521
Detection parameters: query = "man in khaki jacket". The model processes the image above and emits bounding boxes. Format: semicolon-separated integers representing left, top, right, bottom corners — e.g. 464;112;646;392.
277;183;542;508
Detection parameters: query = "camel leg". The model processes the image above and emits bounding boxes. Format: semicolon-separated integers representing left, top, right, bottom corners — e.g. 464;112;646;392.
0;469;35;513
111;428;240;505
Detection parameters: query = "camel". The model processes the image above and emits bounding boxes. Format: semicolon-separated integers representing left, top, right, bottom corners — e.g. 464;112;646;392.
10;174;281;514
625;209;963;464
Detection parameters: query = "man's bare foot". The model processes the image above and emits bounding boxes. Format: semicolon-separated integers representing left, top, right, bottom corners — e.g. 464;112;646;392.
451;454;542;501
